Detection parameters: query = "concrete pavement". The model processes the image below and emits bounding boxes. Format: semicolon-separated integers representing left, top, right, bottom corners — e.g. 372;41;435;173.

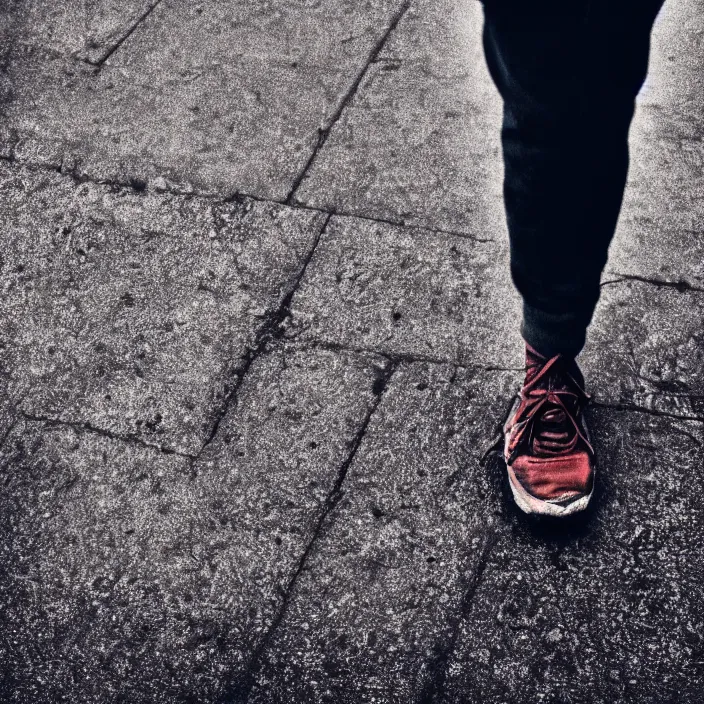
0;0;703;702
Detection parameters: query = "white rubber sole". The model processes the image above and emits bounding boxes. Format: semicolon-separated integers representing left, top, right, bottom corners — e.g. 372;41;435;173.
507;465;593;517
503;397;594;517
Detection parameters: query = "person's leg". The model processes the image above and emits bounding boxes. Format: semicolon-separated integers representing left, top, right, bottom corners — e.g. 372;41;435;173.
482;0;665;358
482;0;666;514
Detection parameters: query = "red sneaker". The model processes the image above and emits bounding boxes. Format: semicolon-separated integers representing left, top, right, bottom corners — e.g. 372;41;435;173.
503;343;595;516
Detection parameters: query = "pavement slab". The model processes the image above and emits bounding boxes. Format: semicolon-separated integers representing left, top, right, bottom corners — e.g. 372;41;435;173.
610;134;704;288
0;0;405;200
0;163;325;454
0;0;160;64
584;281;704;420
292;0;704;281
248;361;520;703
286;214;524;369
439;408;704;704
288;214;704;420
608;0;704;288
637;0;704;140
0;419;193;702
293;0;505;237
0;344;387;703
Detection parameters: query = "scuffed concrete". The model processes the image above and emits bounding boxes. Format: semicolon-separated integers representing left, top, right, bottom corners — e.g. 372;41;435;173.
0;0;702;700
286;215;524;369
637;0;704;140
287;214;704;420
248;363;519;703
0;0;160;64
0;163;325;454
611;137;704;288
0;344;387;703
608;0;704;288
439;409;704;704
0;0;406;199
293;0;505;237
584;280;704;419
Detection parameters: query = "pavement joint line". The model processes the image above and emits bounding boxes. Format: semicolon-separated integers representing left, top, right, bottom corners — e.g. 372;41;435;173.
86;0;167;68
419;531;501;704
227;192;494;243
193;213;333;461
600;272;704;294
284;0;412;205
227;361;399;704
291;339;524;374
18;410;196;459
305;205;496;243
591;400;704;423
0;150;186;195
0;153;494;244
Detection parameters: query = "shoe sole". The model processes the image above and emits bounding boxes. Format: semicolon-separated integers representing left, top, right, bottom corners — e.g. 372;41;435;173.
503;398;594;517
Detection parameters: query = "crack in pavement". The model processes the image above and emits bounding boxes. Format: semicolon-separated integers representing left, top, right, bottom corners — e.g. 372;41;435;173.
600;272;704;294
194;214;332;460
19;410;196;459
0;153;493;244
419;531;500;704
0;150;184;194
591;400;704;423
296;339;524;374
304;205;495;243
87;0;167;68
285;0;412;205
218;361;398;704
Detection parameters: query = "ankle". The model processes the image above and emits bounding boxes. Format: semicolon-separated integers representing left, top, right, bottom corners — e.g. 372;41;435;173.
523;343;584;387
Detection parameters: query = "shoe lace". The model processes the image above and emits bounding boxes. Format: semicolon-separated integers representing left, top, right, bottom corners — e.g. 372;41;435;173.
510;355;594;462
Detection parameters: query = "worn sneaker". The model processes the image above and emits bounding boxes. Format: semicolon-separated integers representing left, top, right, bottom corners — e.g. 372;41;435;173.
503;343;595;516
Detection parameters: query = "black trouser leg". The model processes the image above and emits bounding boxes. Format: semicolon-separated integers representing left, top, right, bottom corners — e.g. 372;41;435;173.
481;0;665;358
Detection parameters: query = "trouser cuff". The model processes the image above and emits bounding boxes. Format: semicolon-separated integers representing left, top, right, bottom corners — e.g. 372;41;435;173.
521;301;589;359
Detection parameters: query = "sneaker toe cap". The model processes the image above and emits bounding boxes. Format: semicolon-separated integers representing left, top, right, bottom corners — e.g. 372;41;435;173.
511;451;594;502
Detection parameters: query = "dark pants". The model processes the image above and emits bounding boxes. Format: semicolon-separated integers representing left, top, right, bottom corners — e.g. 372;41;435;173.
482;0;666;358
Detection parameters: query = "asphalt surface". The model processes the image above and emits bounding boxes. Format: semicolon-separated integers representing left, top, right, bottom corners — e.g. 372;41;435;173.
0;0;703;702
